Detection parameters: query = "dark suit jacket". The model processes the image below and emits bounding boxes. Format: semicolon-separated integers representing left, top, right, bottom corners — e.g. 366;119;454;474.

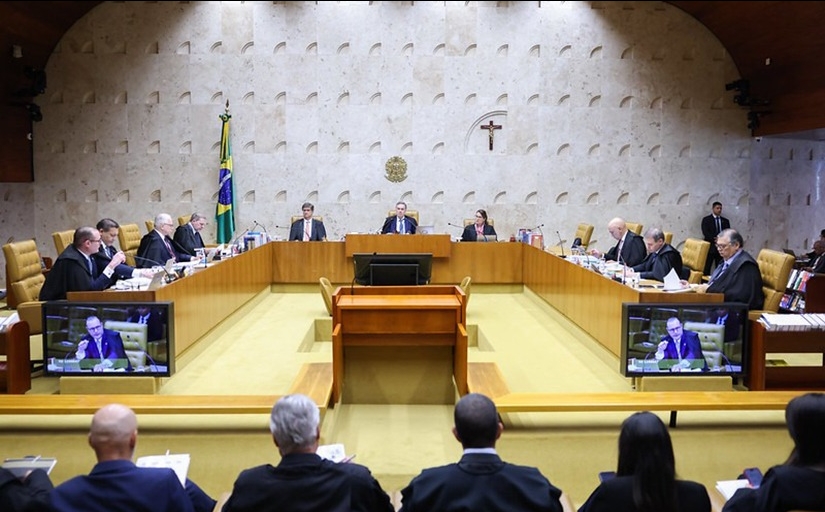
78;328;132;371
705;310;743;343
39;245;118;301
127;311;165;341
136;230;192;268
0;467;52;512
660;330;705;364
173;224;206;256
701;214;730;243
706;250;765;309
289;218;327;241
808;252;825;273
93;244;137;280
51;459;195;512
722;465;825;512
399;452;563;512
631;243;683;281
461;223;497;242
222;453;393;512
381;216;417;235
605;232;646;267
578;475;710;512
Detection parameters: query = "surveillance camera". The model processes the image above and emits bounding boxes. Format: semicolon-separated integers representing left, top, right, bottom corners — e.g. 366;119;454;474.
754;137;762;142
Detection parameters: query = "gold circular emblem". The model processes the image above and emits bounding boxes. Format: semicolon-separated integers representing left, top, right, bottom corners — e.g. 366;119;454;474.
384;156;408;183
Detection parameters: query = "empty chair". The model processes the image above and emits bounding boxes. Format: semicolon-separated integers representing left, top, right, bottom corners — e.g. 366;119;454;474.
319;277;334;316
681;238;710;284
2;240;46;333
459;275;472;305
117;223;142;267
749;248;795;320
573;223;594;249
52;229;74;256
103;320;148;368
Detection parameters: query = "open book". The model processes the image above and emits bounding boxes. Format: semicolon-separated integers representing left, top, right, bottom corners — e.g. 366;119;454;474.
136;452;189;486
2;456;57;477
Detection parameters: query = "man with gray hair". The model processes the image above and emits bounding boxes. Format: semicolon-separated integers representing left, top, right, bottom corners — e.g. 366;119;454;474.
173;213;208;256
630;227;683;282
222;394;393;512
399;393;564;511
136;213;193;268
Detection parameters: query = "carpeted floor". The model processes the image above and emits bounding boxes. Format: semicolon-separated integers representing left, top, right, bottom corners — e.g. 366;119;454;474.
0;288;793;508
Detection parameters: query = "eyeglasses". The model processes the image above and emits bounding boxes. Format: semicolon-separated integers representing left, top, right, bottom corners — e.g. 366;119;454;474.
89;238;102;244
716;243;731;250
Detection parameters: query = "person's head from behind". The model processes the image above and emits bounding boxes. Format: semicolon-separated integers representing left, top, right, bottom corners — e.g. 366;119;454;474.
607;218;627;241
474;209;489;227
89;403;138;462
643;228;665;254
301;202;315;220
785;392;825;467
452;393;502;449
269;394;320;456
617;412;677;512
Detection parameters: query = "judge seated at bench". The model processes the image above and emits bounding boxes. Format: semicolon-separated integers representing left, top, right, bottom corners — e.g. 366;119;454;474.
653;317;707;371
461;209;497;242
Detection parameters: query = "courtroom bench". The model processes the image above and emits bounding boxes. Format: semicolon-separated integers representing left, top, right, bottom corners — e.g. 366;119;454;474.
0;363;333;416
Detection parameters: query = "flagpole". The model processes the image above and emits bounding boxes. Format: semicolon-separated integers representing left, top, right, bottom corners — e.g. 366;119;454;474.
215;100;236;244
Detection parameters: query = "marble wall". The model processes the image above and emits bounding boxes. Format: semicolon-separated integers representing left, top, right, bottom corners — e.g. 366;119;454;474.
1;1;824;286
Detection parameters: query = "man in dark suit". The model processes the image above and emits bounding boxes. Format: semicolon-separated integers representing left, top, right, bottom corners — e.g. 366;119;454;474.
631;227;683;282
222;394;393;512
288;202;327;241
51;403;216;512
804;240;825;273
698;228;765;309
381;201;417;234
654;317;707;371
705;307;743;343
0;466;52;512
93;218;154;280
74;315;133;372
39;227;126;301
136;213;193;268
173;213;207;256
127;306;165;342
701;201;731;274
399;393;564;512
590;217;646;267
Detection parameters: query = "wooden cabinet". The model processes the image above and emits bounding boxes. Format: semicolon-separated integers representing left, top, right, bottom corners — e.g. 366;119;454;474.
746;320;825;391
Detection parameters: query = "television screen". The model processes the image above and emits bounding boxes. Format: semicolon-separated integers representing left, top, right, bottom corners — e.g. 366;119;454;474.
352;253;433;285
620;302;749;378
42;301;175;377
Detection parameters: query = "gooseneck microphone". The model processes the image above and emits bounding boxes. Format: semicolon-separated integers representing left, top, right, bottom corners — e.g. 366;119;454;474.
231;222;256;248
252;220;270;241
556;230;565;257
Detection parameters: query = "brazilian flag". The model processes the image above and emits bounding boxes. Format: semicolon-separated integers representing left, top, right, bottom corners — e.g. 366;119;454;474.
215;107;236;244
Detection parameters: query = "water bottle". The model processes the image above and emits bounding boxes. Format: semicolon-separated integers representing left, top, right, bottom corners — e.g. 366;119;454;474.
598;254;607;274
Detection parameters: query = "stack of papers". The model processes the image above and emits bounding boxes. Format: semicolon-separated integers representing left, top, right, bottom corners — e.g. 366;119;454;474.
136;452;190;486
716;479;751;500
316;443;351;463
2;456;57;477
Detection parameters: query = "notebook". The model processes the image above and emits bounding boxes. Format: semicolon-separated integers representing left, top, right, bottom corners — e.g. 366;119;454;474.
418;225;435;235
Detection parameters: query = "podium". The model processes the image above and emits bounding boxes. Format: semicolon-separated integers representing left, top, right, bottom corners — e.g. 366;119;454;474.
344;233;452;258
331;285;467;404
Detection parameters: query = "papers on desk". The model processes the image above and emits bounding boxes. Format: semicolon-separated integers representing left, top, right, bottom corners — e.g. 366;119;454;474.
716;479;751;500
113;277;152;290
136;452;189;486
2;456;57;477
662;268;684;291
0;312;20;333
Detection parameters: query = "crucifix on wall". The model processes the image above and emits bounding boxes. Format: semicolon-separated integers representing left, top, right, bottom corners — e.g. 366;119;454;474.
480;120;502;151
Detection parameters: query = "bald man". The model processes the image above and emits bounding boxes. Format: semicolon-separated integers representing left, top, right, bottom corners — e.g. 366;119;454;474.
51;404;215;512
590;218;647;267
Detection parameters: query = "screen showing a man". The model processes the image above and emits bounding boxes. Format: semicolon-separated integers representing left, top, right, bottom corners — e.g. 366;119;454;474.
75;315;132;372
654;317;708;372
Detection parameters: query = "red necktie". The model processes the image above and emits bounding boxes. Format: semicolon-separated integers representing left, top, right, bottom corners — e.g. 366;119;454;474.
164;238;175;259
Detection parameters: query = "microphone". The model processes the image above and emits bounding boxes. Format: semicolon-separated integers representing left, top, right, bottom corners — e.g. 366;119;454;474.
231;223;255;250
571;237;582;249
555;230;565;257
132;256;177;283
252;220;270;242
447;222;464;230
143;351;160;373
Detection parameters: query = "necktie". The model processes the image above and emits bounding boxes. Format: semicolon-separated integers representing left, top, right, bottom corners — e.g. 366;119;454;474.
87;257;95;275
711;262;729;284
397;219;403;234
164;237;175;259
107;245;116;258
304;220;311;241
716;217;721;234
616;239;624;260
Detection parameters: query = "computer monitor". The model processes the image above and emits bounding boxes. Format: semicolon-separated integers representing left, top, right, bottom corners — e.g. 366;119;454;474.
352;253;433;286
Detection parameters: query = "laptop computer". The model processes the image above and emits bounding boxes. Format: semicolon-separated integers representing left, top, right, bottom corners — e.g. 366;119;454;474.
418;225;435;235
147;270;167;291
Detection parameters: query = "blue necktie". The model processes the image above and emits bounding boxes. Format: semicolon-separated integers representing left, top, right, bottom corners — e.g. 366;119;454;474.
88;257;95;275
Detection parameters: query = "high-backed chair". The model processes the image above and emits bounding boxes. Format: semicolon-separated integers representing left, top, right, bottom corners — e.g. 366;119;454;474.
749;249;795;320
664;231;673;245
145;220;154;233
463;218;495;227
2;240;45;333
573;223;594;249
103;320;148;368
290;215;324;225
681;238;710;284
0;320;31;394
52;229;74;256
684;321;725;369
117;223;142;267
459;276;472;305
319;277;334;316
625;222;643;235
386;210;419;225
178;215;189;226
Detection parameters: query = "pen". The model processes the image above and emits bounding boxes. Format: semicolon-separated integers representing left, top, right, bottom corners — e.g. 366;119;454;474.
341;454;356;463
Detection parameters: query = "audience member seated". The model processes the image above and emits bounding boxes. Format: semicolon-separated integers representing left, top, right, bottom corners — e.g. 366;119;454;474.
578;411;710;512
722;392;825;512
39;227;125;301
461;209;497;242
0;466;52;511
630;227;683;282
51;403;216;512
690;228;764;310
590;217;646;267
222;394;394;512
399;393;564;512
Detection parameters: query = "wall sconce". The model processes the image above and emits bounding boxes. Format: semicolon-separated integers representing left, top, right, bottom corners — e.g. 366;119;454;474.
11;45;22;59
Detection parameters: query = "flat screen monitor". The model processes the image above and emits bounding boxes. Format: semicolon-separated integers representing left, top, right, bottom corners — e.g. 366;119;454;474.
352;253;433;286
42;301;175;377
620;302;749;378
